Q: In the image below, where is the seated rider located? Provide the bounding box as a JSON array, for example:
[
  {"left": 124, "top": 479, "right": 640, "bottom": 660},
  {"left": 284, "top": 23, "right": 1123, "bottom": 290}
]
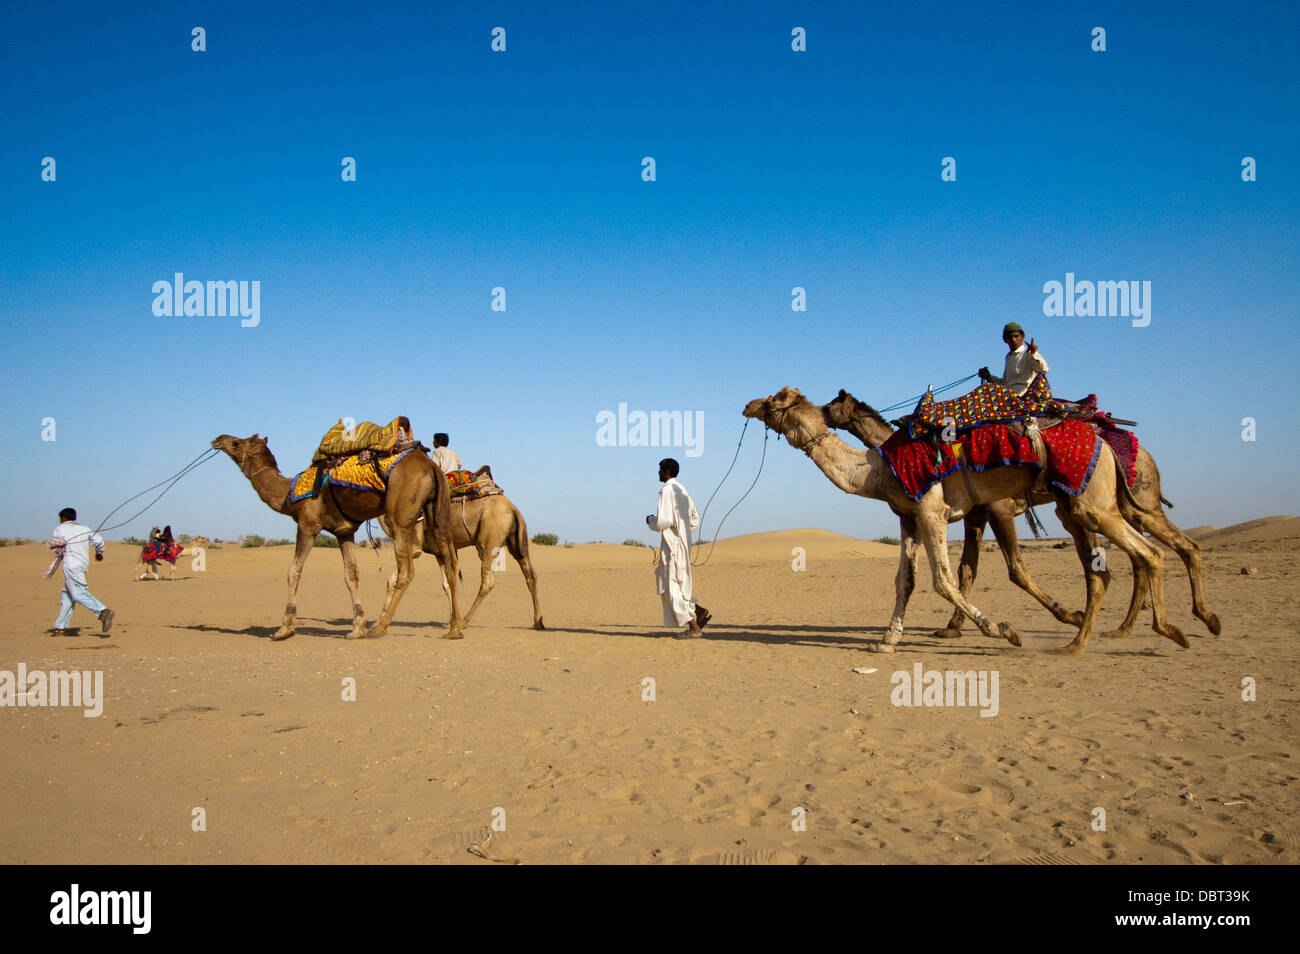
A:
[
  {"left": 432, "top": 432, "right": 462, "bottom": 474},
  {"left": 978, "top": 322, "right": 1048, "bottom": 396}
]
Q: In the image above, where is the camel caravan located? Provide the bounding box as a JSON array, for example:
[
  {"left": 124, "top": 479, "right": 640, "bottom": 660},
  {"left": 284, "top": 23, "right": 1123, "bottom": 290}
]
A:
[
  {"left": 213, "top": 375, "right": 1216, "bottom": 655},
  {"left": 213, "top": 416, "right": 544, "bottom": 641},
  {"left": 744, "top": 381, "right": 1219, "bottom": 655}
]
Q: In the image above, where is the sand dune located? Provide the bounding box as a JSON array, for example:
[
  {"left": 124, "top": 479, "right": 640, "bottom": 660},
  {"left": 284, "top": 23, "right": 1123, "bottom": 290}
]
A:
[{"left": 1, "top": 519, "right": 1296, "bottom": 864}]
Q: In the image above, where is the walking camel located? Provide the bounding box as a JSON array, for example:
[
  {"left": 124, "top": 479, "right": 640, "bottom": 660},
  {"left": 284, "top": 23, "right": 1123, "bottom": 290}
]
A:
[
  {"left": 743, "top": 387, "right": 1188, "bottom": 654},
  {"left": 381, "top": 487, "right": 545, "bottom": 630},
  {"left": 212, "top": 435, "right": 464, "bottom": 639},
  {"left": 822, "top": 389, "right": 1220, "bottom": 641}
]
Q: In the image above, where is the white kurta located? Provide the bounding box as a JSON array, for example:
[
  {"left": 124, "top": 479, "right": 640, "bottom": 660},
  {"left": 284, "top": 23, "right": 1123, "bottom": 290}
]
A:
[
  {"left": 990, "top": 344, "right": 1049, "bottom": 395},
  {"left": 432, "top": 447, "right": 462, "bottom": 473},
  {"left": 51, "top": 522, "right": 105, "bottom": 584},
  {"left": 649, "top": 478, "right": 700, "bottom": 627}
]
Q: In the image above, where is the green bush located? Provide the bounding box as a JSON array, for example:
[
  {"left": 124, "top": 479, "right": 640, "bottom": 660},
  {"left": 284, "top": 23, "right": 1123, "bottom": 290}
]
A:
[
  {"left": 532, "top": 533, "right": 558, "bottom": 546},
  {"left": 875, "top": 536, "right": 900, "bottom": 546},
  {"left": 241, "top": 535, "right": 266, "bottom": 548},
  {"left": 622, "top": 539, "right": 648, "bottom": 547},
  {"left": 314, "top": 534, "right": 341, "bottom": 548},
  {"left": 266, "top": 538, "right": 294, "bottom": 547}
]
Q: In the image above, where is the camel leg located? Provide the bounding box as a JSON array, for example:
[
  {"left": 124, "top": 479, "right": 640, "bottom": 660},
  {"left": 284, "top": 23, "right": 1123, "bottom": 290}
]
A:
[
  {"left": 438, "top": 524, "right": 465, "bottom": 639},
  {"left": 367, "top": 526, "right": 417, "bottom": 638},
  {"left": 986, "top": 502, "right": 1085, "bottom": 628},
  {"left": 934, "top": 510, "right": 984, "bottom": 638},
  {"left": 505, "top": 528, "right": 545, "bottom": 630},
  {"left": 275, "top": 525, "right": 318, "bottom": 640},
  {"left": 1125, "top": 506, "right": 1221, "bottom": 636},
  {"left": 1054, "top": 512, "right": 1109, "bottom": 655},
  {"left": 337, "top": 535, "right": 367, "bottom": 639},
  {"left": 916, "top": 509, "right": 1020, "bottom": 648},
  {"left": 878, "top": 516, "right": 920, "bottom": 651},
  {"left": 459, "top": 544, "right": 496, "bottom": 627},
  {"left": 1101, "top": 550, "right": 1146, "bottom": 639}
]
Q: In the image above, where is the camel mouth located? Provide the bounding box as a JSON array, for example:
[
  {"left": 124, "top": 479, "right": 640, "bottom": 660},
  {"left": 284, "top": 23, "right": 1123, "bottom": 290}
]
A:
[{"left": 742, "top": 398, "right": 768, "bottom": 419}]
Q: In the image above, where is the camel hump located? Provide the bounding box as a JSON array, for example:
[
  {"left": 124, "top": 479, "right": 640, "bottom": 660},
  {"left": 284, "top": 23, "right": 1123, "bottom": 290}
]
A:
[{"left": 473, "top": 464, "right": 493, "bottom": 480}]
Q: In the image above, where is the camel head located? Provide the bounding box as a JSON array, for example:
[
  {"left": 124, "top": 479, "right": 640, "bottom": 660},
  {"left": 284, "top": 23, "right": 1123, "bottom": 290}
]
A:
[
  {"left": 211, "top": 434, "right": 278, "bottom": 474},
  {"left": 743, "top": 387, "right": 826, "bottom": 449},
  {"left": 822, "top": 389, "right": 892, "bottom": 447}
]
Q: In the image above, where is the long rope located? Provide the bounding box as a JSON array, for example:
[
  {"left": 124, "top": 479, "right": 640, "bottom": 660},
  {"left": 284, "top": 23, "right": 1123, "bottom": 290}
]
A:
[
  {"left": 691, "top": 426, "right": 771, "bottom": 567},
  {"left": 53, "top": 448, "right": 222, "bottom": 548},
  {"left": 877, "top": 373, "right": 979, "bottom": 414}
]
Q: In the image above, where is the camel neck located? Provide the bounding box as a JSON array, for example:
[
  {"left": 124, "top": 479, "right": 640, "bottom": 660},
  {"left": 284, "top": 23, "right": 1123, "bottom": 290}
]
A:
[
  {"left": 243, "top": 458, "right": 291, "bottom": 513},
  {"left": 800, "top": 430, "right": 883, "bottom": 498}
]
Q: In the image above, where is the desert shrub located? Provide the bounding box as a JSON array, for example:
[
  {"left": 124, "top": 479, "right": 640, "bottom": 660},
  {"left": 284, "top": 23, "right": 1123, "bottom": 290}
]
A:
[
  {"left": 875, "top": 536, "right": 900, "bottom": 546},
  {"left": 563, "top": 541, "right": 575, "bottom": 548},
  {"left": 0, "top": 539, "right": 9, "bottom": 548},
  {"left": 314, "top": 534, "right": 341, "bottom": 548},
  {"left": 622, "top": 539, "right": 648, "bottom": 547},
  {"left": 532, "top": 533, "right": 558, "bottom": 546},
  {"left": 266, "top": 538, "right": 294, "bottom": 547},
  {"left": 241, "top": 535, "right": 266, "bottom": 548}
]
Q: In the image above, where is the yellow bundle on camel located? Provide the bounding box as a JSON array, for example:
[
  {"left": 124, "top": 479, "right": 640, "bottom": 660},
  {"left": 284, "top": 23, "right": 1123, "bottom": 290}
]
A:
[
  {"left": 313, "top": 416, "right": 412, "bottom": 462},
  {"left": 290, "top": 417, "right": 419, "bottom": 503}
]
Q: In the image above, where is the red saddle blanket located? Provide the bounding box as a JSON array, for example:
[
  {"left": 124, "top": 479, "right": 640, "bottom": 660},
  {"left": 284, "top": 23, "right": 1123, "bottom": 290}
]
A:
[
  {"left": 445, "top": 469, "right": 503, "bottom": 499},
  {"left": 880, "top": 420, "right": 1102, "bottom": 501},
  {"left": 141, "top": 541, "right": 184, "bottom": 563}
]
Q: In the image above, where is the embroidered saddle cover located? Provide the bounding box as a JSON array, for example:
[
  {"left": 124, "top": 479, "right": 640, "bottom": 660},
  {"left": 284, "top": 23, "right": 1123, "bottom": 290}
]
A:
[
  {"left": 907, "top": 377, "right": 1083, "bottom": 439},
  {"left": 140, "top": 540, "right": 184, "bottom": 563},
  {"left": 880, "top": 419, "right": 1104, "bottom": 501},
  {"left": 289, "top": 446, "right": 418, "bottom": 503},
  {"left": 445, "top": 469, "right": 504, "bottom": 500}
]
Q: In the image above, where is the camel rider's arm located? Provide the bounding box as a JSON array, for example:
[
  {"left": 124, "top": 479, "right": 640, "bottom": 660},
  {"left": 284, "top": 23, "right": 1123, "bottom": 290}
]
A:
[
  {"left": 1030, "top": 350, "right": 1049, "bottom": 375},
  {"left": 979, "top": 367, "right": 1003, "bottom": 384}
]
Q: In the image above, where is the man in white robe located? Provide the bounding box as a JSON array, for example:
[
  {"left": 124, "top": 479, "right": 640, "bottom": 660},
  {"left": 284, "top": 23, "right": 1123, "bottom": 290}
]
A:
[
  {"left": 978, "top": 322, "right": 1049, "bottom": 395},
  {"left": 431, "top": 432, "right": 462, "bottom": 475},
  {"left": 646, "top": 458, "right": 710, "bottom": 638},
  {"left": 49, "top": 507, "right": 114, "bottom": 635}
]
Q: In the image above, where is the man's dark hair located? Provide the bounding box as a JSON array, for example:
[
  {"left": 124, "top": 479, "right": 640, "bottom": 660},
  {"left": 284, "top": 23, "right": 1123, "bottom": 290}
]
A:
[
  {"left": 59, "top": 507, "right": 77, "bottom": 522},
  {"left": 433, "top": 433, "right": 449, "bottom": 448},
  {"left": 659, "top": 458, "right": 680, "bottom": 478}
]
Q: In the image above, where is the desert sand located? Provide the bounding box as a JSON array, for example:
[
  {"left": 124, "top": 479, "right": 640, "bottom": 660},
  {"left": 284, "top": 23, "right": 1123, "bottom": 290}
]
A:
[{"left": 1, "top": 520, "right": 1296, "bottom": 865}]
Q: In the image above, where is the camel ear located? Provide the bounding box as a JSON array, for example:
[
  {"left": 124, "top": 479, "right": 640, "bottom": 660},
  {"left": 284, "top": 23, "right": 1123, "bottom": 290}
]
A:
[{"left": 838, "top": 389, "right": 847, "bottom": 398}]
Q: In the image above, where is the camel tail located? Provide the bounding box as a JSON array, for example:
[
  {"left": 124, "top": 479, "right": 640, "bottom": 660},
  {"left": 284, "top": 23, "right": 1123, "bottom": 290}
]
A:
[{"left": 508, "top": 503, "right": 531, "bottom": 563}]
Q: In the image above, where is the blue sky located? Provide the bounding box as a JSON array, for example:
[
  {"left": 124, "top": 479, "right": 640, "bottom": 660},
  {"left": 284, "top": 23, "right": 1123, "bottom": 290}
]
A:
[{"left": 2, "top": 1, "right": 1297, "bottom": 545}]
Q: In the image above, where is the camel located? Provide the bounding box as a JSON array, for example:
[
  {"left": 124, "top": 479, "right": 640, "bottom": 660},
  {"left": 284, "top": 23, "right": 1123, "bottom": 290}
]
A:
[
  {"left": 381, "top": 487, "right": 544, "bottom": 630},
  {"left": 743, "top": 387, "right": 1189, "bottom": 654},
  {"left": 822, "top": 389, "right": 1220, "bottom": 640},
  {"left": 211, "top": 435, "right": 464, "bottom": 640}
]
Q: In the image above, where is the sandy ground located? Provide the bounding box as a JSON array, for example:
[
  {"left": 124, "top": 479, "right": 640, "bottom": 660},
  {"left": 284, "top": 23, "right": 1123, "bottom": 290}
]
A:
[{"left": 1, "top": 519, "right": 1296, "bottom": 865}]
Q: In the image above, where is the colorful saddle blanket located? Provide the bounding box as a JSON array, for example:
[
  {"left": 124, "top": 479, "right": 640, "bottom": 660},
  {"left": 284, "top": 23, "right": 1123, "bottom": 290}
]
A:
[
  {"left": 289, "top": 447, "right": 417, "bottom": 503},
  {"left": 445, "top": 469, "right": 503, "bottom": 500},
  {"left": 140, "top": 541, "right": 184, "bottom": 563},
  {"left": 880, "top": 419, "right": 1102, "bottom": 501},
  {"left": 313, "top": 417, "right": 414, "bottom": 463},
  {"left": 908, "top": 377, "right": 1079, "bottom": 439}
]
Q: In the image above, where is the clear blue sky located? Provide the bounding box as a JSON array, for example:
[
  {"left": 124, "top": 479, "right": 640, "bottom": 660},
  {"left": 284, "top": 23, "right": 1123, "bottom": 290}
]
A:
[{"left": 2, "top": 1, "right": 1297, "bottom": 545}]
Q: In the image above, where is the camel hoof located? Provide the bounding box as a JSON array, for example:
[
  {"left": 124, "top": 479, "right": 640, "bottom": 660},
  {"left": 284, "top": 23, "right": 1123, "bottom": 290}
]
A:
[
  {"left": 931, "top": 627, "right": 964, "bottom": 639},
  {"left": 1164, "top": 626, "right": 1189, "bottom": 649},
  {"left": 1101, "top": 628, "right": 1134, "bottom": 639},
  {"left": 441, "top": 631, "right": 465, "bottom": 640},
  {"left": 998, "top": 622, "right": 1021, "bottom": 647},
  {"left": 345, "top": 629, "right": 367, "bottom": 640},
  {"left": 1054, "top": 642, "right": 1085, "bottom": 656},
  {"left": 271, "top": 629, "right": 295, "bottom": 641},
  {"left": 533, "top": 619, "right": 546, "bottom": 631},
  {"left": 1205, "top": 613, "right": 1222, "bottom": 636},
  {"left": 868, "top": 642, "right": 897, "bottom": 654},
  {"left": 364, "top": 626, "right": 387, "bottom": 639}
]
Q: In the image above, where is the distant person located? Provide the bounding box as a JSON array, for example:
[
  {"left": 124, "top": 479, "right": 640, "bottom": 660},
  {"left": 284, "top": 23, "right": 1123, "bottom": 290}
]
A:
[
  {"left": 47, "top": 507, "right": 114, "bottom": 635},
  {"left": 432, "top": 432, "right": 462, "bottom": 474},
  {"left": 978, "top": 322, "right": 1049, "bottom": 396},
  {"left": 645, "top": 458, "right": 710, "bottom": 639}
]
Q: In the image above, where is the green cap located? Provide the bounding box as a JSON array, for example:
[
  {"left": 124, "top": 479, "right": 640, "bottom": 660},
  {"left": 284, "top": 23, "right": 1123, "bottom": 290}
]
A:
[{"left": 1002, "top": 322, "right": 1024, "bottom": 336}]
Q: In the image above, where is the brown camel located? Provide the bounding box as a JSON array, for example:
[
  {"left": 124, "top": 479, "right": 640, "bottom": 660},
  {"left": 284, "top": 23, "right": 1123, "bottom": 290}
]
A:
[
  {"left": 743, "top": 388, "right": 1188, "bottom": 654},
  {"left": 381, "top": 486, "right": 544, "bottom": 630},
  {"left": 211, "top": 435, "right": 464, "bottom": 640},
  {"left": 823, "top": 389, "right": 1220, "bottom": 640}
]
